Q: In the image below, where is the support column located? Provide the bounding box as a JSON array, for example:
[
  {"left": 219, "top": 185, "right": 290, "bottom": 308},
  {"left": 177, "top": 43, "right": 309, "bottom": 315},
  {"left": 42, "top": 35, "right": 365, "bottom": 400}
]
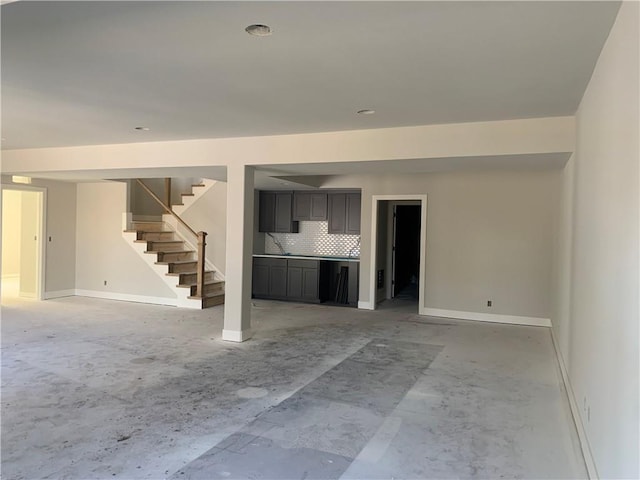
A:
[{"left": 222, "top": 164, "right": 254, "bottom": 342}]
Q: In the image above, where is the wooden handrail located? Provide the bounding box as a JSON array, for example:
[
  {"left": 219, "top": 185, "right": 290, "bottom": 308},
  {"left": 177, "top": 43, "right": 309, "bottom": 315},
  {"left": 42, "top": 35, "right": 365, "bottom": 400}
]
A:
[
  {"left": 135, "top": 179, "right": 198, "bottom": 237},
  {"left": 135, "top": 178, "right": 208, "bottom": 299}
]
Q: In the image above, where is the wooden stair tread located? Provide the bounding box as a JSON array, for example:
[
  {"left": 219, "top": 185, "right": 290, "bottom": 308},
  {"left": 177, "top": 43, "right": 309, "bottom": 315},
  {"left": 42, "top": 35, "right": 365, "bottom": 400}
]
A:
[
  {"left": 154, "top": 260, "right": 197, "bottom": 266},
  {"left": 181, "top": 193, "right": 195, "bottom": 197},
  {"left": 143, "top": 239, "right": 182, "bottom": 243},
  {"left": 166, "top": 270, "right": 214, "bottom": 277},
  {"left": 144, "top": 250, "right": 194, "bottom": 254},
  {"left": 176, "top": 280, "right": 224, "bottom": 289},
  {"left": 192, "top": 184, "right": 205, "bottom": 187},
  {"left": 188, "top": 291, "right": 224, "bottom": 299},
  {"left": 135, "top": 240, "right": 182, "bottom": 244}
]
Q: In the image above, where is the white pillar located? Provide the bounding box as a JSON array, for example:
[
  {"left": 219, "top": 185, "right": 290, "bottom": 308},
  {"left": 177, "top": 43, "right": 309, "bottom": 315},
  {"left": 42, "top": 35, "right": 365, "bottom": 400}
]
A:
[{"left": 222, "top": 164, "right": 254, "bottom": 342}]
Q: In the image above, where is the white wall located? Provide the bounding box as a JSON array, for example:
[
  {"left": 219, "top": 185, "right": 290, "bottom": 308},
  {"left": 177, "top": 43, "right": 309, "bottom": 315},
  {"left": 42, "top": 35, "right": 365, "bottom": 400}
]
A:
[
  {"left": 1, "top": 176, "right": 78, "bottom": 296},
  {"left": 131, "top": 177, "right": 199, "bottom": 217},
  {"left": 76, "top": 182, "right": 175, "bottom": 299},
  {"left": 3, "top": 116, "right": 574, "bottom": 174},
  {"left": 375, "top": 200, "right": 388, "bottom": 303},
  {"left": 553, "top": 3, "right": 639, "bottom": 478},
  {"left": 175, "top": 181, "right": 227, "bottom": 275},
  {"left": 1, "top": 190, "right": 22, "bottom": 277},
  {"left": 323, "top": 169, "right": 560, "bottom": 320}
]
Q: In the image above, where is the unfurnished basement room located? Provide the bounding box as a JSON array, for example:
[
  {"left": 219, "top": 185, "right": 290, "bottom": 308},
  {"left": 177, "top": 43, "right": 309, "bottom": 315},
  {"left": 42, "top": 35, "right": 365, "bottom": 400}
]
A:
[{"left": 1, "top": 2, "right": 638, "bottom": 480}]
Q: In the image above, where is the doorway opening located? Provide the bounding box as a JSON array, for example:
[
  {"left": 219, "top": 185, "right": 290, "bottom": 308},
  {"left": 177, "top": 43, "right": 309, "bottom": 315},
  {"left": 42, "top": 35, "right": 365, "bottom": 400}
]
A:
[
  {"left": 392, "top": 204, "right": 421, "bottom": 300},
  {"left": 1, "top": 187, "right": 46, "bottom": 300},
  {"left": 369, "top": 195, "right": 427, "bottom": 314}
]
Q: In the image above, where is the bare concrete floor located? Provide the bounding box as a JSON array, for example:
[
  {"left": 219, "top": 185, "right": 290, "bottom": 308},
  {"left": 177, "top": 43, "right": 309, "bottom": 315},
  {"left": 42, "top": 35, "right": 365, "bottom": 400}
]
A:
[{"left": 1, "top": 295, "right": 587, "bottom": 479}]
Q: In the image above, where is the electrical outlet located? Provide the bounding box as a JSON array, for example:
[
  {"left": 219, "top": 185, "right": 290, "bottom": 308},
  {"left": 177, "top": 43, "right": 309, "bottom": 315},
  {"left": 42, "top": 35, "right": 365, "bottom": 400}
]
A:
[{"left": 487, "top": 300, "right": 492, "bottom": 307}]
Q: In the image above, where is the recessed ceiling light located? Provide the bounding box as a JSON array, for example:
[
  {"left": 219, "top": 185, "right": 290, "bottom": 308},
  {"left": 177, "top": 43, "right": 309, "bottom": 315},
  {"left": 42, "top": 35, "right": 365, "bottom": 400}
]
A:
[
  {"left": 357, "top": 109, "right": 375, "bottom": 115},
  {"left": 134, "top": 126, "right": 150, "bottom": 131},
  {"left": 246, "top": 24, "right": 272, "bottom": 36}
]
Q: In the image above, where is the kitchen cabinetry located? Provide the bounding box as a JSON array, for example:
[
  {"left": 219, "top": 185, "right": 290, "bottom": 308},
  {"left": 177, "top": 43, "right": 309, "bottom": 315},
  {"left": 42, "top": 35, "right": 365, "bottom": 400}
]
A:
[
  {"left": 253, "top": 257, "right": 326, "bottom": 303},
  {"left": 259, "top": 191, "right": 299, "bottom": 233},
  {"left": 293, "top": 192, "right": 328, "bottom": 221},
  {"left": 328, "top": 192, "right": 361, "bottom": 234},
  {"left": 287, "top": 259, "right": 324, "bottom": 302},
  {"left": 252, "top": 257, "right": 287, "bottom": 298}
]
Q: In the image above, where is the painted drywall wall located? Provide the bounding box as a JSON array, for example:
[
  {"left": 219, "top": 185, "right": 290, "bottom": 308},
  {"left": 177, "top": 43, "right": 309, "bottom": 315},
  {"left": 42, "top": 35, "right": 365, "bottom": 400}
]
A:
[
  {"left": 554, "top": 3, "right": 639, "bottom": 478},
  {"left": 1, "top": 190, "right": 22, "bottom": 276},
  {"left": 553, "top": 153, "right": 575, "bottom": 360},
  {"left": 375, "top": 200, "right": 388, "bottom": 303},
  {"left": 177, "top": 181, "right": 227, "bottom": 276},
  {"left": 19, "top": 191, "right": 40, "bottom": 297},
  {"left": 131, "top": 177, "right": 199, "bottom": 218},
  {"left": 1, "top": 177, "right": 79, "bottom": 296},
  {"left": 3, "top": 117, "right": 574, "bottom": 175},
  {"left": 75, "top": 182, "right": 175, "bottom": 299},
  {"left": 323, "top": 169, "right": 560, "bottom": 320}
]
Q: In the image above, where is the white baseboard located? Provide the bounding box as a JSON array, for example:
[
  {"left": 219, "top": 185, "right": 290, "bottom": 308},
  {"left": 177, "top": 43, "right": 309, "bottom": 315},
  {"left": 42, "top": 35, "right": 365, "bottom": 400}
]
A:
[
  {"left": 550, "top": 329, "right": 599, "bottom": 479},
  {"left": 74, "top": 289, "right": 177, "bottom": 307},
  {"left": 44, "top": 289, "right": 75, "bottom": 299},
  {"left": 358, "top": 301, "right": 375, "bottom": 310},
  {"left": 222, "top": 329, "right": 253, "bottom": 342},
  {"left": 421, "top": 307, "right": 551, "bottom": 327}
]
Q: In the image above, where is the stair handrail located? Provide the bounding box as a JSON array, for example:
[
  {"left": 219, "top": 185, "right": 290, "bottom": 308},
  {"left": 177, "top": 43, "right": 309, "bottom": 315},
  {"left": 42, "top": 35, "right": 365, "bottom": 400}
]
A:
[{"left": 135, "top": 178, "right": 207, "bottom": 299}]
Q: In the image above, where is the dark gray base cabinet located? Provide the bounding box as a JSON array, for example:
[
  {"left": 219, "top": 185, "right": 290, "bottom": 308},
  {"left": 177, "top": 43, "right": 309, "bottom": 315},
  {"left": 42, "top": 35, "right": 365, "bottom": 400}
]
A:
[
  {"left": 252, "top": 257, "right": 287, "bottom": 298},
  {"left": 253, "top": 258, "right": 328, "bottom": 303}
]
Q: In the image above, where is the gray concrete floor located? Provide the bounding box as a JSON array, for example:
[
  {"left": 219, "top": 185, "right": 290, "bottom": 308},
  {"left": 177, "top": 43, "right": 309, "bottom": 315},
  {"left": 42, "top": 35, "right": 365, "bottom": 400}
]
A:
[{"left": 1, "top": 294, "right": 587, "bottom": 479}]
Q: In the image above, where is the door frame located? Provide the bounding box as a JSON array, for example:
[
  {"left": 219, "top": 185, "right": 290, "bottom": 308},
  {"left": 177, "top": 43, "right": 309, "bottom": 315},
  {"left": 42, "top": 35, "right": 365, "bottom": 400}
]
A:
[
  {"left": 369, "top": 194, "right": 427, "bottom": 315},
  {"left": 1, "top": 183, "right": 47, "bottom": 300}
]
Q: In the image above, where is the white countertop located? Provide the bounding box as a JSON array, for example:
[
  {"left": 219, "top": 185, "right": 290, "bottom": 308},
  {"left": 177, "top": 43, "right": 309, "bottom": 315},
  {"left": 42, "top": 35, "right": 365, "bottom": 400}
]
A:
[{"left": 253, "top": 254, "right": 360, "bottom": 263}]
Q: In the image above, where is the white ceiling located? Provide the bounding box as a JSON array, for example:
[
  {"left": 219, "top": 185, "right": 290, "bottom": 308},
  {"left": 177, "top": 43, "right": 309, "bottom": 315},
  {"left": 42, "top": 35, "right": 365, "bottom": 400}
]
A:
[{"left": 1, "top": 1, "right": 620, "bottom": 152}]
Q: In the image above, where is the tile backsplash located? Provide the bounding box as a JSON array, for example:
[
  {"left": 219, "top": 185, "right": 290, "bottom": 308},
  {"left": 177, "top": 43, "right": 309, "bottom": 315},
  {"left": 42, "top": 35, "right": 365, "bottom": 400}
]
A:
[{"left": 264, "top": 221, "right": 360, "bottom": 258}]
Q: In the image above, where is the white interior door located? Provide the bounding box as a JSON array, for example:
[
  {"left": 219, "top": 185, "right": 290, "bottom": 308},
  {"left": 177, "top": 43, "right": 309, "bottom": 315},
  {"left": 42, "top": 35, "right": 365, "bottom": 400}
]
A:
[{"left": 1, "top": 187, "right": 45, "bottom": 300}]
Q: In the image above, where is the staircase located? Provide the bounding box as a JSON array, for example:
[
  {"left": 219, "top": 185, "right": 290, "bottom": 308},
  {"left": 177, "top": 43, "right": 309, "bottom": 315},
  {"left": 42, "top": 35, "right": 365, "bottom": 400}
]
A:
[{"left": 123, "top": 180, "right": 225, "bottom": 309}]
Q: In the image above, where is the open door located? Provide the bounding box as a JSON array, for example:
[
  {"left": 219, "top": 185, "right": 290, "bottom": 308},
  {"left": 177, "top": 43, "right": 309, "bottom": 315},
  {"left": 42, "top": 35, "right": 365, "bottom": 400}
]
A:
[
  {"left": 1, "top": 187, "right": 45, "bottom": 300},
  {"left": 391, "top": 205, "right": 421, "bottom": 299}
]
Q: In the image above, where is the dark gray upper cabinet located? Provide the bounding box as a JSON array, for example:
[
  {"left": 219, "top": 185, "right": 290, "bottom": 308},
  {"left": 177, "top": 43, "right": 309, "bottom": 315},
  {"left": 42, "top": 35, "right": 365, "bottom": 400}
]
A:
[
  {"left": 328, "top": 193, "right": 346, "bottom": 233},
  {"left": 293, "top": 192, "right": 328, "bottom": 221},
  {"left": 258, "top": 192, "right": 276, "bottom": 232},
  {"left": 328, "top": 192, "right": 361, "bottom": 234},
  {"left": 346, "top": 193, "right": 361, "bottom": 235},
  {"left": 259, "top": 191, "right": 299, "bottom": 233}
]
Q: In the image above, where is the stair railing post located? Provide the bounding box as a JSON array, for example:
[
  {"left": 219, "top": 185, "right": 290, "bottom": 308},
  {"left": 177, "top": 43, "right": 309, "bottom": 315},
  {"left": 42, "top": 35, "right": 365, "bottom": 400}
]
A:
[
  {"left": 164, "top": 178, "right": 172, "bottom": 208},
  {"left": 196, "top": 231, "right": 207, "bottom": 298}
]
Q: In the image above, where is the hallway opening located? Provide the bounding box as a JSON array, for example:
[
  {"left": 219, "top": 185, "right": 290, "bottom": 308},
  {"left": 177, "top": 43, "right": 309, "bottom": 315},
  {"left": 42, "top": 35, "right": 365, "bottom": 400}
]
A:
[{"left": 1, "top": 187, "right": 45, "bottom": 300}]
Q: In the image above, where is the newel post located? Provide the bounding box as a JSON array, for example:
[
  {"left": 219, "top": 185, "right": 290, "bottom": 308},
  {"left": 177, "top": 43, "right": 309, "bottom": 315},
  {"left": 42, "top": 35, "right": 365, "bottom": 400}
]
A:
[{"left": 196, "top": 231, "right": 207, "bottom": 298}]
